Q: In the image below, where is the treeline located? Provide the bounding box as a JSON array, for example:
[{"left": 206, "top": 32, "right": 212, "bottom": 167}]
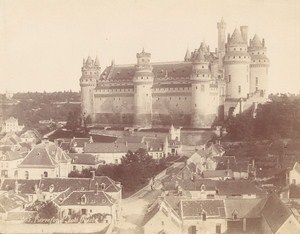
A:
[
  {"left": 224, "top": 93, "right": 300, "bottom": 141},
  {"left": 69, "top": 149, "right": 167, "bottom": 197},
  {"left": 13, "top": 91, "right": 80, "bottom": 103},
  {"left": 4, "top": 92, "right": 81, "bottom": 128}
]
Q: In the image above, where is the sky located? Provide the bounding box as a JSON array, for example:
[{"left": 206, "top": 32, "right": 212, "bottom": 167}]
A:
[{"left": 0, "top": 0, "right": 300, "bottom": 94}]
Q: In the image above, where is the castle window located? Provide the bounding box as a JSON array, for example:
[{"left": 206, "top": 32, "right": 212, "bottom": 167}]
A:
[
  {"left": 256, "top": 77, "right": 258, "bottom": 85},
  {"left": 233, "top": 56, "right": 235, "bottom": 59},
  {"left": 170, "top": 97, "right": 171, "bottom": 100},
  {"left": 240, "top": 48, "right": 242, "bottom": 51},
  {"left": 185, "top": 97, "right": 187, "bottom": 100},
  {"left": 146, "top": 94, "right": 148, "bottom": 96},
  {"left": 203, "top": 74, "right": 205, "bottom": 77},
  {"left": 228, "top": 75, "right": 231, "bottom": 82},
  {"left": 196, "top": 86, "right": 198, "bottom": 90},
  {"left": 201, "top": 85, "right": 205, "bottom": 92},
  {"left": 259, "top": 60, "right": 261, "bottom": 62},
  {"left": 141, "top": 77, "right": 143, "bottom": 79},
  {"left": 202, "top": 66, "right": 204, "bottom": 68},
  {"left": 238, "top": 85, "right": 241, "bottom": 94},
  {"left": 258, "top": 52, "right": 260, "bottom": 55},
  {"left": 239, "top": 56, "right": 241, "bottom": 58},
  {"left": 195, "top": 104, "right": 197, "bottom": 107}
]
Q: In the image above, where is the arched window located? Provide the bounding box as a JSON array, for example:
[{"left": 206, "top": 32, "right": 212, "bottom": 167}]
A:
[{"left": 44, "top": 171, "right": 48, "bottom": 178}]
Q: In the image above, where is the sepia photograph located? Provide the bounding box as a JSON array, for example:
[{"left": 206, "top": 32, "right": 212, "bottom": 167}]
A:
[{"left": 0, "top": 0, "right": 300, "bottom": 233}]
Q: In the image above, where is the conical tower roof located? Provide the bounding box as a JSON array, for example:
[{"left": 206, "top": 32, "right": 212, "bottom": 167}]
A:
[
  {"left": 86, "top": 56, "right": 93, "bottom": 66},
  {"left": 230, "top": 28, "right": 245, "bottom": 44},
  {"left": 195, "top": 49, "right": 206, "bottom": 62},
  {"left": 251, "top": 34, "right": 263, "bottom": 47},
  {"left": 184, "top": 48, "right": 191, "bottom": 61},
  {"left": 94, "top": 56, "right": 100, "bottom": 66}
]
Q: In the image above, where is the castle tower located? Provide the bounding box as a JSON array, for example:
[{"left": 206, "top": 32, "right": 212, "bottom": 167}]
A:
[
  {"left": 248, "top": 34, "right": 269, "bottom": 95},
  {"left": 133, "top": 49, "right": 154, "bottom": 127},
  {"left": 217, "top": 18, "right": 226, "bottom": 70},
  {"left": 224, "top": 28, "right": 251, "bottom": 99},
  {"left": 190, "top": 48, "right": 213, "bottom": 128},
  {"left": 80, "top": 56, "right": 101, "bottom": 122}
]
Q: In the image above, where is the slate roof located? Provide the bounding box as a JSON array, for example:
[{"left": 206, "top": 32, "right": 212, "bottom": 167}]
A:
[
  {"left": 229, "top": 28, "right": 245, "bottom": 44},
  {"left": 19, "top": 142, "right": 70, "bottom": 168},
  {"left": 68, "top": 153, "right": 99, "bottom": 165},
  {"left": 216, "top": 180, "right": 266, "bottom": 197},
  {"left": 163, "top": 178, "right": 217, "bottom": 192},
  {"left": 202, "top": 169, "right": 233, "bottom": 178},
  {"left": 181, "top": 199, "right": 226, "bottom": 218},
  {"left": 0, "top": 151, "right": 23, "bottom": 161},
  {"left": 84, "top": 142, "right": 145, "bottom": 153},
  {"left": 224, "top": 198, "right": 267, "bottom": 218},
  {"left": 99, "top": 62, "right": 193, "bottom": 82},
  {"left": 1, "top": 179, "right": 39, "bottom": 194},
  {"left": 262, "top": 194, "right": 292, "bottom": 233},
  {"left": 60, "top": 190, "right": 115, "bottom": 206},
  {"left": 250, "top": 34, "right": 263, "bottom": 48},
  {"left": 70, "top": 138, "right": 90, "bottom": 148},
  {"left": 0, "top": 194, "right": 27, "bottom": 212}
]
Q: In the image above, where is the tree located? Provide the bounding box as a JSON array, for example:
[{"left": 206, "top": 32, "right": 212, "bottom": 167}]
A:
[{"left": 66, "top": 108, "right": 82, "bottom": 132}]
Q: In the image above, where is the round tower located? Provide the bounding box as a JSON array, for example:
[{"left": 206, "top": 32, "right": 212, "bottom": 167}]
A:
[
  {"left": 80, "top": 56, "right": 101, "bottom": 122},
  {"left": 248, "top": 34, "right": 269, "bottom": 95},
  {"left": 217, "top": 17, "right": 226, "bottom": 70},
  {"left": 190, "top": 48, "right": 212, "bottom": 128},
  {"left": 133, "top": 49, "right": 154, "bottom": 127},
  {"left": 224, "top": 28, "right": 251, "bottom": 99}
]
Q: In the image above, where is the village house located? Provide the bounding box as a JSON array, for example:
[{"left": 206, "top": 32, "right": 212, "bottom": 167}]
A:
[
  {"left": 0, "top": 192, "right": 28, "bottom": 222},
  {"left": 143, "top": 192, "right": 300, "bottom": 234},
  {"left": 70, "top": 137, "right": 93, "bottom": 153},
  {"left": 68, "top": 153, "right": 104, "bottom": 172},
  {"left": 1, "top": 117, "right": 24, "bottom": 133},
  {"left": 0, "top": 151, "right": 23, "bottom": 178},
  {"left": 19, "top": 129, "right": 41, "bottom": 145},
  {"left": 17, "top": 140, "right": 71, "bottom": 179},
  {"left": 289, "top": 162, "right": 300, "bottom": 185}
]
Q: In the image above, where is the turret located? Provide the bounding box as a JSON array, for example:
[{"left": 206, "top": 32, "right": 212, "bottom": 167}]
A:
[
  {"left": 80, "top": 56, "right": 101, "bottom": 123},
  {"left": 184, "top": 48, "right": 191, "bottom": 62},
  {"left": 248, "top": 34, "right": 269, "bottom": 95},
  {"left": 217, "top": 18, "right": 226, "bottom": 70},
  {"left": 190, "top": 48, "right": 213, "bottom": 128},
  {"left": 133, "top": 49, "right": 154, "bottom": 127},
  {"left": 224, "top": 28, "right": 251, "bottom": 99}
]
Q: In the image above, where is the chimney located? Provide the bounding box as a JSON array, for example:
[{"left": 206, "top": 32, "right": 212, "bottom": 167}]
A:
[
  {"left": 89, "top": 136, "right": 93, "bottom": 143},
  {"left": 95, "top": 182, "right": 99, "bottom": 195},
  {"left": 91, "top": 171, "right": 95, "bottom": 180},
  {"left": 15, "top": 180, "right": 19, "bottom": 194},
  {"left": 240, "top": 26, "right": 248, "bottom": 44}
]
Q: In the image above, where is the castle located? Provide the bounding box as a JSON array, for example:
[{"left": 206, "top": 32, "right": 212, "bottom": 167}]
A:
[{"left": 80, "top": 18, "right": 269, "bottom": 128}]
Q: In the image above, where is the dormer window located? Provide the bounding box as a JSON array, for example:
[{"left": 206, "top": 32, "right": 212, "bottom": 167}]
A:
[
  {"left": 232, "top": 210, "right": 238, "bottom": 220},
  {"left": 202, "top": 211, "right": 207, "bottom": 221},
  {"left": 81, "top": 195, "right": 86, "bottom": 204},
  {"left": 101, "top": 183, "right": 106, "bottom": 190}
]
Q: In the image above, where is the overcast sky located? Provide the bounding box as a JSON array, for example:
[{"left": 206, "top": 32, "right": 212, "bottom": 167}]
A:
[{"left": 0, "top": 0, "right": 300, "bottom": 94}]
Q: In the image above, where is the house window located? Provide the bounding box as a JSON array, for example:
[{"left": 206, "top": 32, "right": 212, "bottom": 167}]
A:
[
  {"left": 44, "top": 171, "right": 48, "bottom": 178},
  {"left": 81, "top": 209, "right": 87, "bottom": 215},
  {"left": 191, "top": 225, "right": 197, "bottom": 234},
  {"left": 25, "top": 171, "right": 29, "bottom": 180},
  {"left": 216, "top": 224, "right": 221, "bottom": 234},
  {"left": 68, "top": 209, "right": 72, "bottom": 215}
]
